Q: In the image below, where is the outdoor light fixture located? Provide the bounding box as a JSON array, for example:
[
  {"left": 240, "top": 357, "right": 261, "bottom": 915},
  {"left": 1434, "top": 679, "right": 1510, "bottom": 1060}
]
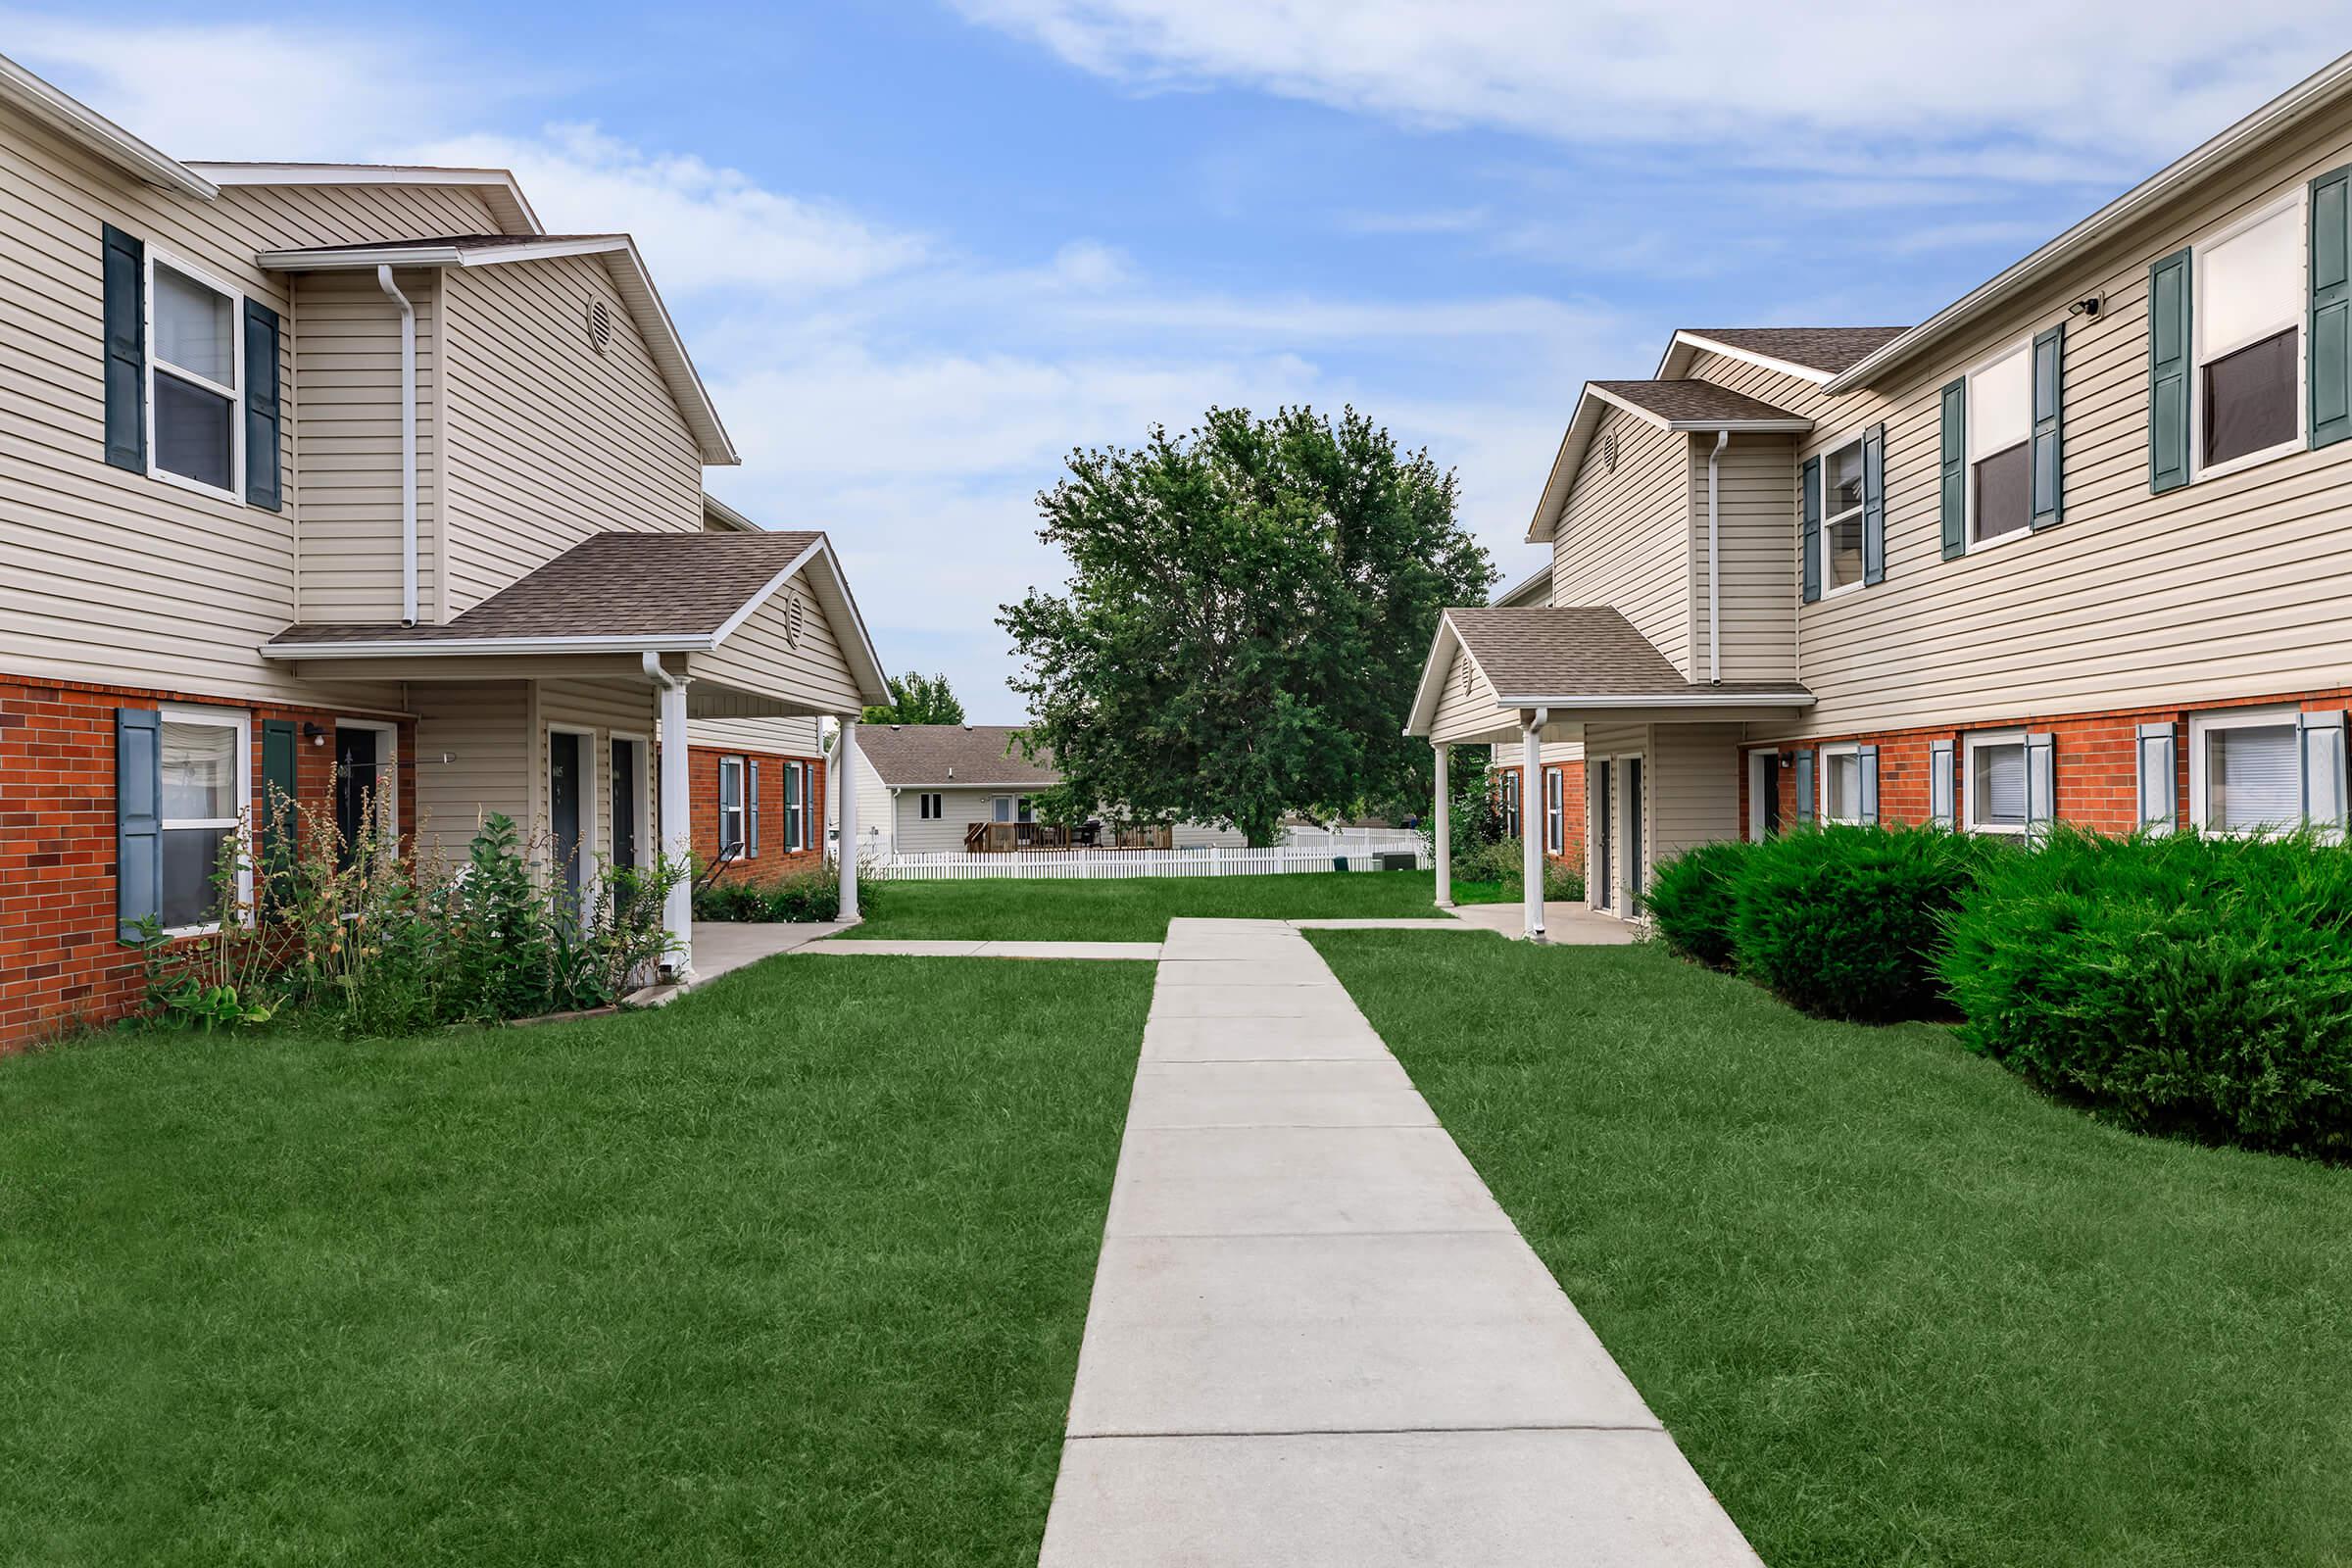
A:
[
  {"left": 2068, "top": 294, "right": 2104, "bottom": 318},
  {"left": 302, "top": 722, "right": 326, "bottom": 746}
]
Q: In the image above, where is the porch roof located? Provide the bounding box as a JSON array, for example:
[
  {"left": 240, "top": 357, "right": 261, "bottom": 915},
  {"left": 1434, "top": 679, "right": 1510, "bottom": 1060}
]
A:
[{"left": 1406, "top": 606, "right": 1813, "bottom": 738}]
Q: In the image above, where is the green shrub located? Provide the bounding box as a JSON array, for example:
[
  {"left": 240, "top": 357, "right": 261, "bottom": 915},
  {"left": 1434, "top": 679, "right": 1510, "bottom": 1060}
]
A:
[
  {"left": 692, "top": 869, "right": 858, "bottom": 924},
  {"left": 1646, "top": 840, "right": 1752, "bottom": 967},
  {"left": 1450, "top": 837, "right": 1583, "bottom": 901},
  {"left": 1942, "top": 829, "right": 2352, "bottom": 1158},
  {"left": 1731, "top": 825, "right": 1990, "bottom": 1023}
]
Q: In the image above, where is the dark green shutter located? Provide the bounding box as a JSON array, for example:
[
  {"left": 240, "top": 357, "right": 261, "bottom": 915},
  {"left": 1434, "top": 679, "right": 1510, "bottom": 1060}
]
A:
[
  {"left": 117, "top": 708, "right": 163, "bottom": 941},
  {"left": 1938, "top": 378, "right": 1967, "bottom": 559},
  {"left": 2031, "top": 324, "right": 2065, "bottom": 529},
  {"left": 2149, "top": 246, "right": 2193, "bottom": 492},
  {"left": 101, "top": 224, "right": 146, "bottom": 473},
  {"left": 1799, "top": 456, "right": 1822, "bottom": 603},
  {"left": 1861, "top": 422, "right": 1886, "bottom": 584},
  {"left": 2310, "top": 166, "right": 2352, "bottom": 450},
  {"left": 244, "top": 300, "right": 283, "bottom": 511},
  {"left": 260, "top": 718, "right": 298, "bottom": 885}
]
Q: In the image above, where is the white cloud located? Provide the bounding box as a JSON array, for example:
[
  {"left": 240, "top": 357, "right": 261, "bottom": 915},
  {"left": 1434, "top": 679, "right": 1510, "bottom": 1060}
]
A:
[{"left": 953, "top": 0, "right": 2343, "bottom": 176}]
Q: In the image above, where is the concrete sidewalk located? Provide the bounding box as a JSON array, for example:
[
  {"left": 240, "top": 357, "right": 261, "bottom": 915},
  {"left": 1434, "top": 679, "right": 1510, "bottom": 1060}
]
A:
[{"left": 1037, "top": 917, "right": 1760, "bottom": 1567}]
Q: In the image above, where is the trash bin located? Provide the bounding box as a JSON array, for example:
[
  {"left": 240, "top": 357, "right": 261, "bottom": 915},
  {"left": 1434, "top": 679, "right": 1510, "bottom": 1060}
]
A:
[
  {"left": 1333, "top": 855, "right": 1348, "bottom": 871},
  {"left": 1379, "top": 852, "right": 1417, "bottom": 871}
]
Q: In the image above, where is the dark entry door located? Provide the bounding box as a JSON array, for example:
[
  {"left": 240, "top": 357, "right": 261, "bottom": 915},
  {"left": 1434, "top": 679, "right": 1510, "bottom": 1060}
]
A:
[
  {"left": 1761, "top": 754, "right": 1782, "bottom": 837},
  {"left": 1624, "top": 758, "right": 1646, "bottom": 913},
  {"left": 1592, "top": 762, "right": 1614, "bottom": 911},
  {"left": 550, "top": 731, "right": 583, "bottom": 913},
  {"left": 611, "top": 738, "right": 640, "bottom": 869},
  {"left": 334, "top": 725, "right": 380, "bottom": 864}
]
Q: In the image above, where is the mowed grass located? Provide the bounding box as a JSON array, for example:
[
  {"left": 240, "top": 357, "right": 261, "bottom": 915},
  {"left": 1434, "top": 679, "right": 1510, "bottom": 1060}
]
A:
[
  {"left": 1309, "top": 932, "right": 2352, "bottom": 1568},
  {"left": 0, "top": 955, "right": 1153, "bottom": 1567},
  {"left": 846, "top": 868, "right": 1443, "bottom": 940}
]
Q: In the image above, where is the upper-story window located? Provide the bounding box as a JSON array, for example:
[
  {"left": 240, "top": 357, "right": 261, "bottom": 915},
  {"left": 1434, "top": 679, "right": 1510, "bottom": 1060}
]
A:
[
  {"left": 2194, "top": 198, "right": 2303, "bottom": 474},
  {"left": 149, "top": 256, "right": 244, "bottom": 498},
  {"left": 1818, "top": 436, "right": 1866, "bottom": 593},
  {"left": 1966, "top": 342, "right": 2033, "bottom": 545}
]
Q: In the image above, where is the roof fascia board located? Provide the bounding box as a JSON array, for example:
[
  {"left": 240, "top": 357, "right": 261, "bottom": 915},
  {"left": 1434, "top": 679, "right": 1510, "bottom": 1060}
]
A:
[
  {"left": 263, "top": 633, "right": 717, "bottom": 659},
  {"left": 1493, "top": 564, "right": 1552, "bottom": 607},
  {"left": 1826, "top": 47, "right": 2352, "bottom": 392},
  {"left": 796, "top": 539, "right": 895, "bottom": 706},
  {"left": 0, "top": 54, "right": 217, "bottom": 198},
  {"left": 255, "top": 236, "right": 628, "bottom": 270},
  {"left": 189, "top": 162, "right": 542, "bottom": 234},
  {"left": 1495, "top": 690, "right": 1816, "bottom": 709},
  {"left": 1669, "top": 331, "right": 1838, "bottom": 385},
  {"left": 701, "top": 493, "right": 759, "bottom": 532}
]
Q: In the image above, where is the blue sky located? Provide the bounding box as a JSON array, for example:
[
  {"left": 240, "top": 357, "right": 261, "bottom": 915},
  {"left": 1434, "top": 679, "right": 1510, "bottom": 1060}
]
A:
[{"left": 15, "top": 4, "right": 2350, "bottom": 718}]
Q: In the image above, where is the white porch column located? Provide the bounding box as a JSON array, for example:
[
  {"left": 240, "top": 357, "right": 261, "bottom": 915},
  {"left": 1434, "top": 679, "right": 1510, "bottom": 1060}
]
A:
[
  {"left": 657, "top": 672, "right": 694, "bottom": 977},
  {"left": 836, "top": 717, "right": 860, "bottom": 923},
  {"left": 1522, "top": 710, "right": 1546, "bottom": 942},
  {"left": 1432, "top": 743, "right": 1452, "bottom": 907}
]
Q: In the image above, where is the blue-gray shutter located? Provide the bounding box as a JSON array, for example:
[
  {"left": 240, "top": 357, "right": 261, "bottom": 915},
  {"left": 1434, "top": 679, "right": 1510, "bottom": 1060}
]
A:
[
  {"left": 243, "top": 299, "right": 283, "bottom": 511},
  {"left": 2149, "top": 247, "right": 2193, "bottom": 493},
  {"left": 2031, "top": 324, "right": 2064, "bottom": 529},
  {"left": 101, "top": 224, "right": 146, "bottom": 473},
  {"left": 748, "top": 760, "right": 760, "bottom": 855},
  {"left": 1929, "top": 737, "right": 1956, "bottom": 829},
  {"left": 1792, "top": 750, "right": 1815, "bottom": 824},
  {"left": 1799, "top": 456, "right": 1822, "bottom": 604},
  {"left": 2025, "top": 732, "right": 2056, "bottom": 842},
  {"left": 2300, "top": 710, "right": 2347, "bottom": 834},
  {"left": 2310, "top": 166, "right": 2352, "bottom": 451},
  {"left": 260, "top": 717, "right": 298, "bottom": 881},
  {"left": 1858, "top": 744, "right": 1880, "bottom": 824},
  {"left": 1861, "top": 422, "right": 1886, "bottom": 584},
  {"left": 2135, "top": 721, "right": 2177, "bottom": 835},
  {"left": 117, "top": 708, "right": 163, "bottom": 941},
  {"left": 1938, "top": 379, "right": 1966, "bottom": 559}
]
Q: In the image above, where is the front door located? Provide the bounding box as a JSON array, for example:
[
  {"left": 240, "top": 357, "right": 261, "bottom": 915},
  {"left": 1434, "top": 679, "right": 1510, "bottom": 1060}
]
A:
[
  {"left": 1623, "top": 756, "right": 1647, "bottom": 914},
  {"left": 1592, "top": 761, "right": 1614, "bottom": 911},
  {"left": 549, "top": 731, "right": 584, "bottom": 915},
  {"left": 334, "top": 725, "right": 381, "bottom": 865},
  {"left": 611, "top": 738, "right": 641, "bottom": 870},
  {"left": 1760, "top": 754, "right": 1782, "bottom": 838}
]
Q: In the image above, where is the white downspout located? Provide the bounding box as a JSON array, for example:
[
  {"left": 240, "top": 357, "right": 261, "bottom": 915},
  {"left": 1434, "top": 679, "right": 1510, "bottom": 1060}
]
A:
[
  {"left": 376, "top": 265, "right": 418, "bottom": 626},
  {"left": 1707, "top": 428, "right": 1728, "bottom": 686},
  {"left": 836, "top": 718, "right": 861, "bottom": 923},
  {"left": 1522, "top": 709, "right": 1547, "bottom": 942},
  {"left": 643, "top": 652, "right": 693, "bottom": 978},
  {"left": 1432, "top": 743, "right": 1452, "bottom": 909}
]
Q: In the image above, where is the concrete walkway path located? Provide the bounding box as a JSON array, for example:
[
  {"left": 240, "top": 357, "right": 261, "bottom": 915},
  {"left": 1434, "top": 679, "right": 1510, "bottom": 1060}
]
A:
[{"left": 1038, "top": 917, "right": 1760, "bottom": 1567}]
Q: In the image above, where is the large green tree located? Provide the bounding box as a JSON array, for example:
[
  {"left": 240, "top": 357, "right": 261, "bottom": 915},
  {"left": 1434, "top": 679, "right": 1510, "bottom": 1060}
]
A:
[
  {"left": 1000, "top": 406, "right": 1492, "bottom": 845},
  {"left": 862, "top": 670, "right": 966, "bottom": 726}
]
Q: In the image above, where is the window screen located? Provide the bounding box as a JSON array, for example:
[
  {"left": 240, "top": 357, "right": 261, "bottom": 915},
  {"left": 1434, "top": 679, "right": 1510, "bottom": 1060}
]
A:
[
  {"left": 1824, "top": 751, "right": 1860, "bottom": 821},
  {"left": 1973, "top": 742, "right": 2028, "bottom": 828},
  {"left": 2207, "top": 723, "right": 2299, "bottom": 831},
  {"left": 2204, "top": 329, "right": 2297, "bottom": 466},
  {"left": 1973, "top": 443, "right": 2031, "bottom": 541},
  {"left": 1821, "top": 439, "right": 1866, "bottom": 591}
]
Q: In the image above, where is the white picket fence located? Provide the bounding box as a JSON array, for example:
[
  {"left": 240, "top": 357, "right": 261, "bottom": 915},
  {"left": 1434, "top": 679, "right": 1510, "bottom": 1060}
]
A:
[{"left": 863, "top": 836, "right": 1430, "bottom": 882}]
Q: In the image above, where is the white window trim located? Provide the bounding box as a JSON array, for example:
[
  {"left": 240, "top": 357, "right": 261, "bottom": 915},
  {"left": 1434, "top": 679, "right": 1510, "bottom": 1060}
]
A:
[
  {"left": 1543, "top": 764, "right": 1564, "bottom": 855},
  {"left": 1804, "top": 427, "right": 1871, "bottom": 600},
  {"left": 918, "top": 791, "right": 942, "bottom": 821},
  {"left": 1958, "top": 336, "right": 2035, "bottom": 554},
  {"left": 145, "top": 246, "right": 247, "bottom": 505},
  {"left": 1616, "top": 753, "right": 1647, "bottom": 915},
  {"left": 2189, "top": 191, "right": 2308, "bottom": 486},
  {"left": 610, "top": 731, "right": 651, "bottom": 869},
  {"left": 785, "top": 760, "right": 806, "bottom": 852},
  {"left": 2187, "top": 704, "right": 2302, "bottom": 836},
  {"left": 1962, "top": 729, "right": 2032, "bottom": 836},
  {"left": 1817, "top": 741, "right": 1863, "bottom": 825},
  {"left": 333, "top": 717, "right": 399, "bottom": 852},
  {"left": 159, "top": 703, "right": 252, "bottom": 937},
  {"left": 717, "top": 754, "right": 747, "bottom": 855}
]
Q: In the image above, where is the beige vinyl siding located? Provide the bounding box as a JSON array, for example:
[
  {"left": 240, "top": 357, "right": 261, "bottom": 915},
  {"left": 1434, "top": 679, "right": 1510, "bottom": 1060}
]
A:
[
  {"left": 693, "top": 577, "right": 861, "bottom": 716},
  {"left": 1685, "top": 432, "right": 1800, "bottom": 683},
  {"left": 1430, "top": 643, "right": 1510, "bottom": 744},
  {"left": 1551, "top": 406, "right": 1692, "bottom": 675},
  {"left": 438, "top": 256, "right": 702, "bottom": 617},
  {"left": 412, "top": 681, "right": 530, "bottom": 860},
  {"left": 893, "top": 786, "right": 1012, "bottom": 855},
  {"left": 688, "top": 714, "right": 823, "bottom": 754},
  {"left": 533, "top": 678, "right": 659, "bottom": 871},
  {"left": 1684, "top": 106, "right": 2352, "bottom": 741},
  {"left": 1171, "top": 820, "right": 1252, "bottom": 848},
  {"left": 1648, "top": 722, "right": 1742, "bottom": 862},
  {"left": 290, "top": 269, "right": 439, "bottom": 623},
  {"left": 0, "top": 97, "right": 492, "bottom": 706}
]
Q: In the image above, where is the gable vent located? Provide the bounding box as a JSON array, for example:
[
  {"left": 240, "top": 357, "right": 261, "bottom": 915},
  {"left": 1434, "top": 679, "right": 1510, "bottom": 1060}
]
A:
[
  {"left": 785, "top": 589, "right": 807, "bottom": 648},
  {"left": 1460, "top": 659, "right": 1473, "bottom": 700},
  {"left": 1601, "top": 430, "right": 1619, "bottom": 473},
  {"left": 585, "top": 298, "right": 613, "bottom": 355}
]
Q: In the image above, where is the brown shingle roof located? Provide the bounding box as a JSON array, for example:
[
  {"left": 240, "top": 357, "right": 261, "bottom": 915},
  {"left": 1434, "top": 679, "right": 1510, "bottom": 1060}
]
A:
[
  {"left": 1589, "top": 380, "right": 1809, "bottom": 425},
  {"left": 856, "top": 724, "right": 1059, "bottom": 788},
  {"left": 1683, "top": 326, "right": 1910, "bottom": 375},
  {"left": 270, "top": 531, "right": 821, "bottom": 646},
  {"left": 1448, "top": 607, "right": 1810, "bottom": 700}
]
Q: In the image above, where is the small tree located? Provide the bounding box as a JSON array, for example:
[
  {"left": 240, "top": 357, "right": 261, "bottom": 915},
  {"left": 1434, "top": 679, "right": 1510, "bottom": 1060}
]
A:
[
  {"left": 1002, "top": 406, "right": 1492, "bottom": 845},
  {"left": 863, "top": 671, "right": 966, "bottom": 726}
]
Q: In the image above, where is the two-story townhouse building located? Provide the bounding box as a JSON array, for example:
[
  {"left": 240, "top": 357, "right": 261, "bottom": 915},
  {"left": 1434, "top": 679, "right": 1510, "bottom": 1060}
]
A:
[
  {"left": 0, "top": 56, "right": 889, "bottom": 1045},
  {"left": 1413, "top": 50, "right": 2352, "bottom": 936}
]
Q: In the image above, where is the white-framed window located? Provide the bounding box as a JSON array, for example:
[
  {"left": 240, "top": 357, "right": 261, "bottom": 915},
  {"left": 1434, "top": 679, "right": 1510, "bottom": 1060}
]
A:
[
  {"left": 147, "top": 250, "right": 244, "bottom": 500},
  {"left": 1498, "top": 767, "right": 1521, "bottom": 837},
  {"left": 993, "top": 794, "right": 1033, "bottom": 824},
  {"left": 1811, "top": 431, "right": 1869, "bottom": 595},
  {"left": 2193, "top": 194, "right": 2304, "bottom": 480},
  {"left": 2188, "top": 706, "right": 2344, "bottom": 836},
  {"left": 160, "top": 704, "right": 250, "bottom": 933},
  {"left": 717, "top": 756, "right": 746, "bottom": 854},
  {"left": 1543, "top": 765, "right": 1564, "bottom": 855},
  {"left": 918, "top": 791, "right": 942, "bottom": 820},
  {"left": 1964, "top": 730, "right": 2031, "bottom": 835},
  {"left": 1965, "top": 339, "right": 2034, "bottom": 549},
  {"left": 1819, "top": 742, "right": 1863, "bottom": 825},
  {"left": 785, "top": 761, "right": 807, "bottom": 851}
]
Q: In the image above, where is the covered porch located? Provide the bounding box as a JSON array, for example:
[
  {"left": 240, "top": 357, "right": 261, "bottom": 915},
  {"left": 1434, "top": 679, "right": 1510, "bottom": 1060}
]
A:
[
  {"left": 1407, "top": 605, "right": 1813, "bottom": 941},
  {"left": 262, "top": 529, "right": 892, "bottom": 979}
]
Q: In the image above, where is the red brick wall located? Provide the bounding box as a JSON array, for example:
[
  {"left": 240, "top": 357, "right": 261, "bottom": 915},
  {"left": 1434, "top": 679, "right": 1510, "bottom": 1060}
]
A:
[
  {"left": 1740, "top": 685, "right": 2352, "bottom": 837},
  {"left": 1, "top": 676, "right": 415, "bottom": 1050},
  {"left": 1487, "top": 760, "right": 1587, "bottom": 867},
  {"left": 684, "top": 744, "right": 827, "bottom": 882}
]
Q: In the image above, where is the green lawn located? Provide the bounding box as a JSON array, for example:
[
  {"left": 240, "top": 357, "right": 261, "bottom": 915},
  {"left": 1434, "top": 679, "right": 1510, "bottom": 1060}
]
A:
[
  {"left": 1309, "top": 932, "right": 2352, "bottom": 1568},
  {"left": 847, "top": 868, "right": 1443, "bottom": 940},
  {"left": 0, "top": 956, "right": 1153, "bottom": 1566}
]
